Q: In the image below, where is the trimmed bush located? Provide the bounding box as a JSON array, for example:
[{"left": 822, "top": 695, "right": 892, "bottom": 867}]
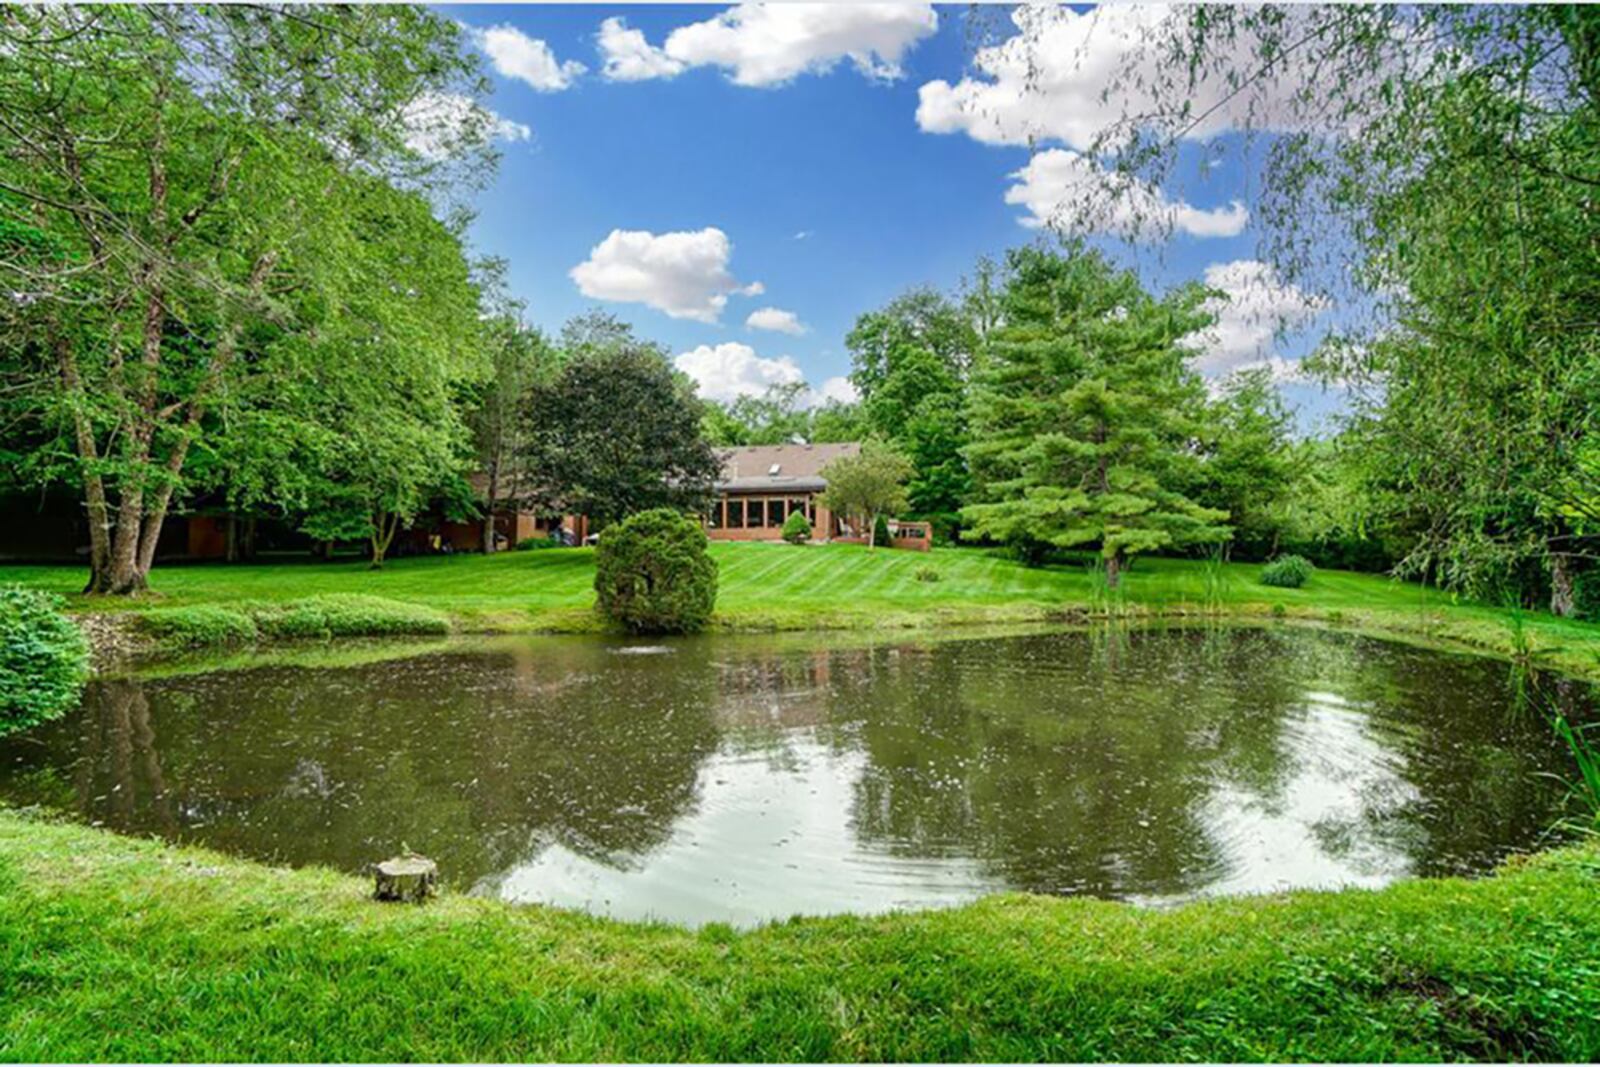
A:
[
  {"left": 0, "top": 587, "right": 90, "bottom": 734},
  {"left": 139, "top": 605, "right": 258, "bottom": 648},
  {"left": 872, "top": 514, "right": 892, "bottom": 548},
  {"left": 1260, "top": 554, "right": 1315, "bottom": 589},
  {"left": 913, "top": 566, "right": 941, "bottom": 583},
  {"left": 594, "top": 508, "right": 718, "bottom": 634},
  {"left": 781, "top": 510, "right": 812, "bottom": 544}
]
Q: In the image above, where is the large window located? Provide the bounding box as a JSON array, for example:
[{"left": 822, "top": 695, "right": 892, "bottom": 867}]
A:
[
  {"left": 766, "top": 499, "right": 783, "bottom": 527},
  {"left": 727, "top": 499, "right": 744, "bottom": 528},
  {"left": 747, "top": 499, "right": 766, "bottom": 528}
]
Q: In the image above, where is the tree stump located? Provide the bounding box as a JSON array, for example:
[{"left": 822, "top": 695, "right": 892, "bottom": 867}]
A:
[{"left": 372, "top": 854, "right": 437, "bottom": 903}]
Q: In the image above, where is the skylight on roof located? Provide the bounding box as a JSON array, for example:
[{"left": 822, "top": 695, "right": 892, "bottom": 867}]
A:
[{"left": 768, "top": 463, "right": 781, "bottom": 475}]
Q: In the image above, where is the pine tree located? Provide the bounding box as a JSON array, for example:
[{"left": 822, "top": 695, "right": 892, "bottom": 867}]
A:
[{"left": 962, "top": 246, "right": 1229, "bottom": 584}]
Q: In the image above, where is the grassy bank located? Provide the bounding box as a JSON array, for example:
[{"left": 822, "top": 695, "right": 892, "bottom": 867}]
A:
[
  {"left": 1, "top": 810, "right": 1597, "bottom": 1061},
  {"left": 6, "top": 543, "right": 1600, "bottom": 673}
]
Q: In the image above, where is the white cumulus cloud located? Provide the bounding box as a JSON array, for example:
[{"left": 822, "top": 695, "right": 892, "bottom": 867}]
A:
[
  {"left": 1181, "top": 260, "right": 1330, "bottom": 376},
  {"left": 597, "top": 17, "right": 687, "bottom": 82},
  {"left": 917, "top": 5, "right": 1304, "bottom": 150},
  {"left": 570, "top": 227, "right": 759, "bottom": 323},
  {"left": 474, "top": 24, "right": 585, "bottom": 91},
  {"left": 815, "top": 376, "right": 859, "bottom": 405},
  {"left": 674, "top": 342, "right": 806, "bottom": 403},
  {"left": 674, "top": 343, "right": 858, "bottom": 408},
  {"left": 598, "top": 4, "right": 938, "bottom": 87},
  {"left": 401, "top": 92, "right": 530, "bottom": 161},
  {"left": 745, "top": 307, "right": 808, "bottom": 335},
  {"left": 1005, "top": 149, "right": 1247, "bottom": 240}
]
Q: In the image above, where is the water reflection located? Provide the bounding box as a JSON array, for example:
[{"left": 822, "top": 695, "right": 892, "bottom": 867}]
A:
[{"left": 0, "top": 626, "right": 1588, "bottom": 925}]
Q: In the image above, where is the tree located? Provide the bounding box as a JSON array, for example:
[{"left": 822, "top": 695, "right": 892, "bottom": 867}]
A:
[
  {"left": 700, "top": 382, "right": 866, "bottom": 447},
  {"left": 594, "top": 508, "right": 718, "bottom": 634},
  {"left": 820, "top": 440, "right": 914, "bottom": 550},
  {"left": 519, "top": 321, "right": 720, "bottom": 529},
  {"left": 1196, "top": 367, "right": 1300, "bottom": 559},
  {"left": 466, "top": 279, "right": 559, "bottom": 553},
  {"left": 847, "top": 289, "right": 975, "bottom": 532},
  {"left": 0, "top": 6, "right": 493, "bottom": 593},
  {"left": 961, "top": 246, "right": 1229, "bottom": 585},
  {"left": 1061, "top": 6, "right": 1600, "bottom": 610}
]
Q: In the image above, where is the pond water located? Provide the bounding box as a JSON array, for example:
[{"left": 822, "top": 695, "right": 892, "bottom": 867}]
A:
[{"left": 0, "top": 625, "right": 1590, "bottom": 926}]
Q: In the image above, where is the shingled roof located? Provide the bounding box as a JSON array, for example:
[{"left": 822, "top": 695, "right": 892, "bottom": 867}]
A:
[{"left": 714, "top": 442, "right": 860, "bottom": 493}]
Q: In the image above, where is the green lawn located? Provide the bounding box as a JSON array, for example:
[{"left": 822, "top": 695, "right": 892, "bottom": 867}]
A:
[
  {"left": 1, "top": 811, "right": 1596, "bottom": 1062},
  {"left": 6, "top": 542, "right": 1600, "bottom": 673}
]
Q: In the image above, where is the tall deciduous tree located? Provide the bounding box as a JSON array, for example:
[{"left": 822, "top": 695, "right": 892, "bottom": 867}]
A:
[
  {"left": 0, "top": 6, "right": 491, "bottom": 592},
  {"left": 466, "top": 271, "right": 559, "bottom": 552},
  {"left": 819, "top": 439, "right": 914, "bottom": 551},
  {"left": 962, "top": 247, "right": 1228, "bottom": 584},
  {"left": 518, "top": 321, "right": 720, "bottom": 529},
  {"left": 846, "top": 289, "right": 976, "bottom": 532}
]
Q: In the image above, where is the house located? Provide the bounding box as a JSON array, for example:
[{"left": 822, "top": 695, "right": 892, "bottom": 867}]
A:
[{"left": 703, "top": 442, "right": 853, "bottom": 541}]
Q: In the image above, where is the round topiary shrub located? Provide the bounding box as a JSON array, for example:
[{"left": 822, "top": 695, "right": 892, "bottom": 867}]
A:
[
  {"left": 594, "top": 508, "right": 719, "bottom": 634},
  {"left": 1260, "top": 554, "right": 1315, "bottom": 589},
  {"left": 781, "top": 509, "right": 812, "bottom": 544},
  {"left": 1, "top": 586, "right": 90, "bottom": 735}
]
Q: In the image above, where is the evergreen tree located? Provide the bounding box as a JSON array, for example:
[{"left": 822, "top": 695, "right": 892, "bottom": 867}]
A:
[{"left": 962, "top": 247, "right": 1228, "bottom": 584}]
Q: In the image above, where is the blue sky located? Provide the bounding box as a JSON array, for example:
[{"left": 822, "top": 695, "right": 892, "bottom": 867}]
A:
[{"left": 444, "top": 4, "right": 1346, "bottom": 428}]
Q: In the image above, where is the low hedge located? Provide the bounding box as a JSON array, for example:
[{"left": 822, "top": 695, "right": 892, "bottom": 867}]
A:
[
  {"left": 138, "top": 605, "right": 260, "bottom": 648},
  {"left": 249, "top": 595, "right": 450, "bottom": 639},
  {"left": 138, "top": 595, "right": 450, "bottom": 648}
]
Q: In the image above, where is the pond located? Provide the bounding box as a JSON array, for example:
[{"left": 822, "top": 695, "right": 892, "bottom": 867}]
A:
[{"left": 0, "top": 625, "right": 1591, "bottom": 926}]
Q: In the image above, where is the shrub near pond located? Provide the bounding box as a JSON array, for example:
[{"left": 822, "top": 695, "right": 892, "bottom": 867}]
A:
[
  {"left": 594, "top": 508, "right": 718, "bottom": 634},
  {"left": 0, "top": 586, "right": 90, "bottom": 734},
  {"left": 250, "top": 595, "right": 449, "bottom": 639},
  {"left": 139, "top": 605, "right": 259, "bottom": 648},
  {"left": 138, "top": 595, "right": 449, "bottom": 648},
  {"left": 1261, "top": 554, "right": 1315, "bottom": 589}
]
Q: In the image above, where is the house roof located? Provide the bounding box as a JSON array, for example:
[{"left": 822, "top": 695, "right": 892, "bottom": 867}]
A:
[{"left": 714, "top": 441, "right": 860, "bottom": 493}]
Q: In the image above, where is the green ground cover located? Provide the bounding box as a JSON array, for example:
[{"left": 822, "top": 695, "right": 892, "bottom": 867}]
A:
[
  {"left": 6, "top": 542, "right": 1600, "bottom": 673},
  {"left": 1, "top": 811, "right": 1596, "bottom": 1062}
]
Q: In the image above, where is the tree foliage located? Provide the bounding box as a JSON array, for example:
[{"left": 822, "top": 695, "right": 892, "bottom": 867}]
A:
[
  {"left": 700, "top": 382, "right": 864, "bottom": 447},
  {"left": 847, "top": 289, "right": 975, "bottom": 533},
  {"left": 961, "top": 247, "right": 1229, "bottom": 583},
  {"left": 819, "top": 440, "right": 914, "bottom": 550},
  {"left": 0, "top": 6, "right": 494, "bottom": 591},
  {"left": 1074, "top": 5, "right": 1600, "bottom": 610},
  {"left": 519, "top": 319, "right": 720, "bottom": 529}
]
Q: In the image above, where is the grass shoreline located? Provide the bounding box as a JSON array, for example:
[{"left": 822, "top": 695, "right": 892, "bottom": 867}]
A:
[
  {"left": 4, "top": 542, "right": 1599, "bottom": 678},
  {"left": 2, "top": 808, "right": 1597, "bottom": 1061}
]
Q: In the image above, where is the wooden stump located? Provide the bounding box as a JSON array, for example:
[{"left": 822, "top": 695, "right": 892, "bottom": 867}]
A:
[{"left": 372, "top": 854, "right": 437, "bottom": 903}]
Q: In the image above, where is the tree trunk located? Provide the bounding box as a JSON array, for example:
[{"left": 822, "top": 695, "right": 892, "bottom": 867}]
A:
[
  {"left": 1105, "top": 550, "right": 1124, "bottom": 589},
  {"left": 225, "top": 515, "right": 239, "bottom": 563},
  {"left": 370, "top": 511, "right": 401, "bottom": 569},
  {"left": 1550, "top": 551, "right": 1576, "bottom": 617},
  {"left": 482, "top": 455, "right": 500, "bottom": 555},
  {"left": 54, "top": 333, "right": 113, "bottom": 592},
  {"left": 866, "top": 511, "right": 877, "bottom": 551}
]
